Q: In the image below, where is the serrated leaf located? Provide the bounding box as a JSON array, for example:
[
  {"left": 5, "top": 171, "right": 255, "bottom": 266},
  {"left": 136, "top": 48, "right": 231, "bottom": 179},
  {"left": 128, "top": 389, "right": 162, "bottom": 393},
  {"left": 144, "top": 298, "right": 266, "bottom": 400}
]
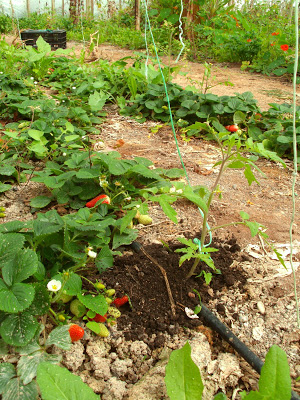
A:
[
  {"left": 112, "top": 229, "right": 138, "bottom": 249},
  {"left": 26, "top": 283, "right": 50, "bottom": 316},
  {"left": 63, "top": 273, "right": 82, "bottom": 296},
  {"left": 0, "top": 233, "right": 25, "bottom": 268},
  {"left": 2, "top": 248, "right": 38, "bottom": 286},
  {"left": 86, "top": 321, "right": 101, "bottom": 335},
  {"left": 0, "top": 282, "right": 35, "bottom": 313},
  {"left": 30, "top": 196, "right": 52, "bottom": 208},
  {"left": 46, "top": 325, "right": 72, "bottom": 350},
  {"left": 0, "top": 312, "right": 39, "bottom": 346},
  {"left": 0, "top": 221, "right": 25, "bottom": 233},
  {"left": 88, "top": 91, "right": 108, "bottom": 112},
  {"left": 0, "top": 183, "right": 12, "bottom": 193},
  {"left": 18, "top": 353, "right": 62, "bottom": 385},
  {"left": 233, "top": 110, "right": 246, "bottom": 125},
  {"left": 33, "top": 220, "right": 63, "bottom": 238},
  {"left": 95, "top": 246, "right": 114, "bottom": 273},
  {"left": 2, "top": 378, "right": 38, "bottom": 400},
  {"left": 0, "top": 363, "right": 16, "bottom": 394},
  {"left": 154, "top": 194, "right": 178, "bottom": 223},
  {"left": 37, "top": 362, "right": 100, "bottom": 400},
  {"left": 77, "top": 293, "right": 108, "bottom": 315},
  {"left": 0, "top": 339, "right": 8, "bottom": 356},
  {"left": 182, "top": 187, "right": 208, "bottom": 213},
  {"left": 119, "top": 209, "right": 137, "bottom": 234},
  {"left": 165, "top": 341, "right": 203, "bottom": 400}
]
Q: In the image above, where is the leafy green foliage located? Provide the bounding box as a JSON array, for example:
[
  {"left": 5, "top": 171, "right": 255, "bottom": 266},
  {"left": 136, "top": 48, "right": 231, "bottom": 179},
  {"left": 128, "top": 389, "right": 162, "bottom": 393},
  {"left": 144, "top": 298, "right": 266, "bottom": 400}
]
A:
[
  {"left": 165, "top": 341, "right": 203, "bottom": 400},
  {"left": 37, "top": 362, "right": 100, "bottom": 400}
]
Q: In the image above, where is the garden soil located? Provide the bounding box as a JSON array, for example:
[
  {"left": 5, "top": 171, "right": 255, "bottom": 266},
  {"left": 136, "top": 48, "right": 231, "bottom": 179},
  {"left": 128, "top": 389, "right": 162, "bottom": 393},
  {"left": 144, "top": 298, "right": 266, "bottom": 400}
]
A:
[{"left": 1, "top": 40, "right": 300, "bottom": 399}]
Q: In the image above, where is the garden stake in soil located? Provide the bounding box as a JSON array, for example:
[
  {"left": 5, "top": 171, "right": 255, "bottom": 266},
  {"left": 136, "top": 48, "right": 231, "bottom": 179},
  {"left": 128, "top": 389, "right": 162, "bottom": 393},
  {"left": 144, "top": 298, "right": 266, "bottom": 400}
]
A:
[{"left": 131, "top": 241, "right": 176, "bottom": 317}]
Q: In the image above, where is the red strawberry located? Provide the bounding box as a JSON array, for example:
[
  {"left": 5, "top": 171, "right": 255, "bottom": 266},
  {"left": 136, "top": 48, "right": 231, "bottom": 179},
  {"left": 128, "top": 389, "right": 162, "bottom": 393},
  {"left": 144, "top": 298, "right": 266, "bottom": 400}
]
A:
[
  {"left": 225, "top": 125, "right": 239, "bottom": 132},
  {"left": 113, "top": 296, "right": 129, "bottom": 308},
  {"left": 68, "top": 324, "right": 84, "bottom": 342},
  {"left": 86, "top": 194, "right": 110, "bottom": 208},
  {"left": 91, "top": 313, "right": 107, "bottom": 323}
]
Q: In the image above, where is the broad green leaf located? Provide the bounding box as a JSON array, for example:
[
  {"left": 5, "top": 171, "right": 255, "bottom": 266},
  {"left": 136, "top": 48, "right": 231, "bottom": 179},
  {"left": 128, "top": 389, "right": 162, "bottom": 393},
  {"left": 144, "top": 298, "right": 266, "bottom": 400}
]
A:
[
  {"left": 46, "top": 325, "right": 71, "bottom": 350},
  {"left": 0, "top": 233, "right": 25, "bottom": 267},
  {"left": 0, "top": 166, "right": 16, "bottom": 176},
  {"left": 36, "top": 36, "right": 51, "bottom": 53},
  {"left": 26, "top": 283, "right": 50, "bottom": 316},
  {"left": 86, "top": 321, "right": 101, "bottom": 335},
  {"left": 245, "top": 220, "right": 262, "bottom": 237},
  {"left": 2, "top": 378, "right": 38, "bottom": 400},
  {"left": 2, "top": 248, "right": 38, "bottom": 285},
  {"left": 165, "top": 341, "right": 203, "bottom": 400},
  {"left": 95, "top": 246, "right": 114, "bottom": 273},
  {"left": 88, "top": 91, "right": 108, "bottom": 112},
  {"left": 77, "top": 293, "right": 108, "bottom": 315},
  {"left": 0, "top": 339, "right": 8, "bottom": 355},
  {"left": 27, "top": 130, "right": 44, "bottom": 141},
  {"left": 0, "top": 312, "right": 39, "bottom": 346},
  {"left": 0, "top": 182, "right": 12, "bottom": 192},
  {"left": 259, "top": 345, "right": 291, "bottom": 400},
  {"left": 37, "top": 362, "right": 100, "bottom": 400},
  {"left": 63, "top": 273, "right": 82, "bottom": 296},
  {"left": 0, "top": 221, "right": 25, "bottom": 233},
  {"left": 33, "top": 219, "right": 63, "bottom": 238},
  {"left": 240, "top": 211, "right": 250, "bottom": 220},
  {"left": 182, "top": 187, "right": 208, "bottom": 213},
  {"left": 112, "top": 229, "right": 138, "bottom": 249},
  {"left": 18, "top": 353, "right": 62, "bottom": 385},
  {"left": 233, "top": 110, "right": 246, "bottom": 125},
  {"left": 0, "top": 363, "right": 16, "bottom": 394},
  {"left": 119, "top": 209, "right": 137, "bottom": 234},
  {"left": 0, "top": 282, "right": 35, "bottom": 313},
  {"left": 156, "top": 195, "right": 178, "bottom": 224},
  {"left": 30, "top": 196, "right": 52, "bottom": 208}
]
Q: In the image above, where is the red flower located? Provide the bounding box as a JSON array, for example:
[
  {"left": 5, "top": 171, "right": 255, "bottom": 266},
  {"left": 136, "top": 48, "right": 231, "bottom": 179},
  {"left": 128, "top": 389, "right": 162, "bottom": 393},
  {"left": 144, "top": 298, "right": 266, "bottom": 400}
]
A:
[
  {"left": 247, "top": 39, "right": 252, "bottom": 43},
  {"left": 270, "top": 42, "right": 276, "bottom": 47},
  {"left": 280, "top": 44, "right": 289, "bottom": 51},
  {"left": 271, "top": 32, "right": 279, "bottom": 36}
]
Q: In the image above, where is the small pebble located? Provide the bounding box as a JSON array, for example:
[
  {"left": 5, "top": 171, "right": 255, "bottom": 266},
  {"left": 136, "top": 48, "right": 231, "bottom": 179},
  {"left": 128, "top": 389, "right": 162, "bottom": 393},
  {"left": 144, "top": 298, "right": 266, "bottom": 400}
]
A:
[{"left": 257, "top": 301, "right": 265, "bottom": 315}]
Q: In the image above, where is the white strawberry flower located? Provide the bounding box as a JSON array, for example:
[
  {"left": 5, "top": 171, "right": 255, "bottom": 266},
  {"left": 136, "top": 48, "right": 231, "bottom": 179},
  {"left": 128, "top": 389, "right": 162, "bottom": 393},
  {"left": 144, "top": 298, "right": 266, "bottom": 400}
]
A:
[
  {"left": 176, "top": 189, "right": 183, "bottom": 194},
  {"left": 47, "top": 279, "right": 62, "bottom": 292},
  {"left": 185, "top": 307, "right": 199, "bottom": 319},
  {"left": 86, "top": 247, "right": 97, "bottom": 258},
  {"left": 170, "top": 186, "right": 176, "bottom": 193}
]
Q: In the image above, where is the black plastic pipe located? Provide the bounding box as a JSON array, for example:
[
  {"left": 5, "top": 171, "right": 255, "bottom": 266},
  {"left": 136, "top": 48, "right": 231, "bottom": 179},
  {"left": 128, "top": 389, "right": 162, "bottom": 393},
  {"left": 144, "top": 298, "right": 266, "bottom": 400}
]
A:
[
  {"left": 130, "top": 241, "right": 300, "bottom": 400},
  {"left": 199, "top": 304, "right": 300, "bottom": 400}
]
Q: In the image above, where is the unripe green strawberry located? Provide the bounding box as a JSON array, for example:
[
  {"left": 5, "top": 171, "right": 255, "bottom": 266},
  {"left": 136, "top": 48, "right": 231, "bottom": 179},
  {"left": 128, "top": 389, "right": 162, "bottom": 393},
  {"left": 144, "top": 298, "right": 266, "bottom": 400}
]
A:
[
  {"left": 0, "top": 213, "right": 5, "bottom": 218},
  {"left": 97, "top": 323, "right": 110, "bottom": 337},
  {"left": 138, "top": 214, "right": 152, "bottom": 225},
  {"left": 58, "top": 314, "right": 66, "bottom": 322},
  {"left": 108, "top": 307, "right": 121, "bottom": 318},
  {"left": 94, "top": 282, "right": 106, "bottom": 290},
  {"left": 106, "top": 289, "right": 115, "bottom": 297},
  {"left": 105, "top": 297, "right": 113, "bottom": 304},
  {"left": 60, "top": 293, "right": 73, "bottom": 303},
  {"left": 127, "top": 220, "right": 134, "bottom": 229},
  {"left": 134, "top": 210, "right": 140, "bottom": 219},
  {"left": 70, "top": 299, "right": 87, "bottom": 317}
]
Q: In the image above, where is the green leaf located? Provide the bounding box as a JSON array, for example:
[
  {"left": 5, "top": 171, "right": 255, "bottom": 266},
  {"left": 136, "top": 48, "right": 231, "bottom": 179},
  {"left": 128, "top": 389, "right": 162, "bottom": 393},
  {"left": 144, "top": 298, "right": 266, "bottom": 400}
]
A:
[
  {"left": 182, "top": 187, "right": 208, "bottom": 213},
  {"left": 0, "top": 281, "right": 35, "bottom": 313},
  {"left": 213, "top": 393, "right": 228, "bottom": 400},
  {"left": 26, "top": 283, "right": 50, "bottom": 316},
  {"left": 156, "top": 195, "right": 178, "bottom": 224},
  {"left": 233, "top": 110, "right": 246, "bottom": 125},
  {"left": 28, "top": 130, "right": 44, "bottom": 141},
  {"left": 0, "top": 221, "right": 25, "bottom": 233},
  {"left": 240, "top": 211, "right": 249, "bottom": 220},
  {"left": 0, "top": 166, "right": 16, "bottom": 176},
  {"left": 88, "top": 91, "right": 108, "bottom": 112},
  {"left": 119, "top": 209, "right": 137, "bottom": 234},
  {"left": 258, "top": 345, "right": 291, "bottom": 400},
  {"left": 245, "top": 220, "right": 261, "bottom": 237},
  {"left": 63, "top": 273, "right": 82, "bottom": 296},
  {"left": 95, "top": 246, "right": 114, "bottom": 273},
  {"left": 165, "top": 341, "right": 203, "bottom": 400},
  {"left": 18, "top": 353, "right": 61, "bottom": 385},
  {"left": 86, "top": 321, "right": 101, "bottom": 335},
  {"left": 2, "top": 378, "right": 38, "bottom": 400},
  {"left": 0, "top": 363, "right": 16, "bottom": 394},
  {"left": 112, "top": 229, "right": 139, "bottom": 249},
  {"left": 36, "top": 36, "right": 51, "bottom": 53},
  {"left": 0, "top": 182, "right": 12, "bottom": 192},
  {"left": 77, "top": 293, "right": 108, "bottom": 315},
  {"left": 0, "top": 233, "right": 25, "bottom": 268},
  {"left": 0, "top": 312, "right": 39, "bottom": 346},
  {"left": 2, "top": 249, "right": 38, "bottom": 286},
  {"left": 37, "top": 362, "right": 100, "bottom": 400},
  {"left": 30, "top": 196, "right": 52, "bottom": 208},
  {"left": 46, "top": 325, "right": 72, "bottom": 351}
]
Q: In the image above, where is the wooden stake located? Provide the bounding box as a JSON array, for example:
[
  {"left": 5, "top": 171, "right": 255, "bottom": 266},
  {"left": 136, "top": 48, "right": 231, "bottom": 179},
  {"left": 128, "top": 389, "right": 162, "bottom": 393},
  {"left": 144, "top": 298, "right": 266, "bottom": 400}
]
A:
[{"left": 135, "top": 0, "right": 140, "bottom": 31}]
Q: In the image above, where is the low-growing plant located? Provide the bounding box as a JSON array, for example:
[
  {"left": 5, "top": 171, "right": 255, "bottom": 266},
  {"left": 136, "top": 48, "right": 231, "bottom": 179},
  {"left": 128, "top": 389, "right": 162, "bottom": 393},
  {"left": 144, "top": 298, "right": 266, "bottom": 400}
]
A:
[{"left": 165, "top": 342, "right": 292, "bottom": 400}]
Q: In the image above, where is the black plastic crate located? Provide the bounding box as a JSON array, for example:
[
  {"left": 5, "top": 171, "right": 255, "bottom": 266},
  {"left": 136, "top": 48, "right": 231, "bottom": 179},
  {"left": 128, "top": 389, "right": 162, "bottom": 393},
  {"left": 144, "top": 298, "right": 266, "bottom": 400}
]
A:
[{"left": 20, "top": 29, "right": 67, "bottom": 49}]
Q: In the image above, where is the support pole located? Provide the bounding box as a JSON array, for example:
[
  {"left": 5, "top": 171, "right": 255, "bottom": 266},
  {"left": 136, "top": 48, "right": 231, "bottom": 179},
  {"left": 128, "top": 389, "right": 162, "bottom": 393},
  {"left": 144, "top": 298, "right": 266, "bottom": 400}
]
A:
[{"left": 135, "top": 0, "right": 140, "bottom": 30}]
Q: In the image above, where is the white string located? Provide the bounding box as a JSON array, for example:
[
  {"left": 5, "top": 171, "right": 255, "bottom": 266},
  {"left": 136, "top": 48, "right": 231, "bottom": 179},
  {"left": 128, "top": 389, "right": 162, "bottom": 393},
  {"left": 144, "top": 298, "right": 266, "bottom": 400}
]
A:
[{"left": 175, "top": 0, "right": 185, "bottom": 63}]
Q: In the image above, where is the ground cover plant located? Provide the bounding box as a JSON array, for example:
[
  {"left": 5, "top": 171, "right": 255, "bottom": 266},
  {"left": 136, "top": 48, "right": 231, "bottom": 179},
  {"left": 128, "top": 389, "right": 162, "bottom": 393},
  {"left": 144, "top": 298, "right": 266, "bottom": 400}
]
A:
[{"left": 0, "top": 33, "right": 298, "bottom": 399}]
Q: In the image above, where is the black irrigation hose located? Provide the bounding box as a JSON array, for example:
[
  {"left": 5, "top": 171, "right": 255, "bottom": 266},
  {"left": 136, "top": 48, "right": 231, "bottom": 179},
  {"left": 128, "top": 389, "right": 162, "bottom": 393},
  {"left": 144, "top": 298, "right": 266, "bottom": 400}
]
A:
[
  {"left": 130, "top": 241, "right": 300, "bottom": 400},
  {"left": 199, "top": 304, "right": 300, "bottom": 400}
]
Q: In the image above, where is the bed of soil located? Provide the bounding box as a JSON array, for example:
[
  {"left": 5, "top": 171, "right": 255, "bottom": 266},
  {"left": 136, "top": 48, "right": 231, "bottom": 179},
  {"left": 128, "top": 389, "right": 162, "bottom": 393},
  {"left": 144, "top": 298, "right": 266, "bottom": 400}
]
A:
[{"left": 1, "top": 38, "right": 300, "bottom": 399}]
